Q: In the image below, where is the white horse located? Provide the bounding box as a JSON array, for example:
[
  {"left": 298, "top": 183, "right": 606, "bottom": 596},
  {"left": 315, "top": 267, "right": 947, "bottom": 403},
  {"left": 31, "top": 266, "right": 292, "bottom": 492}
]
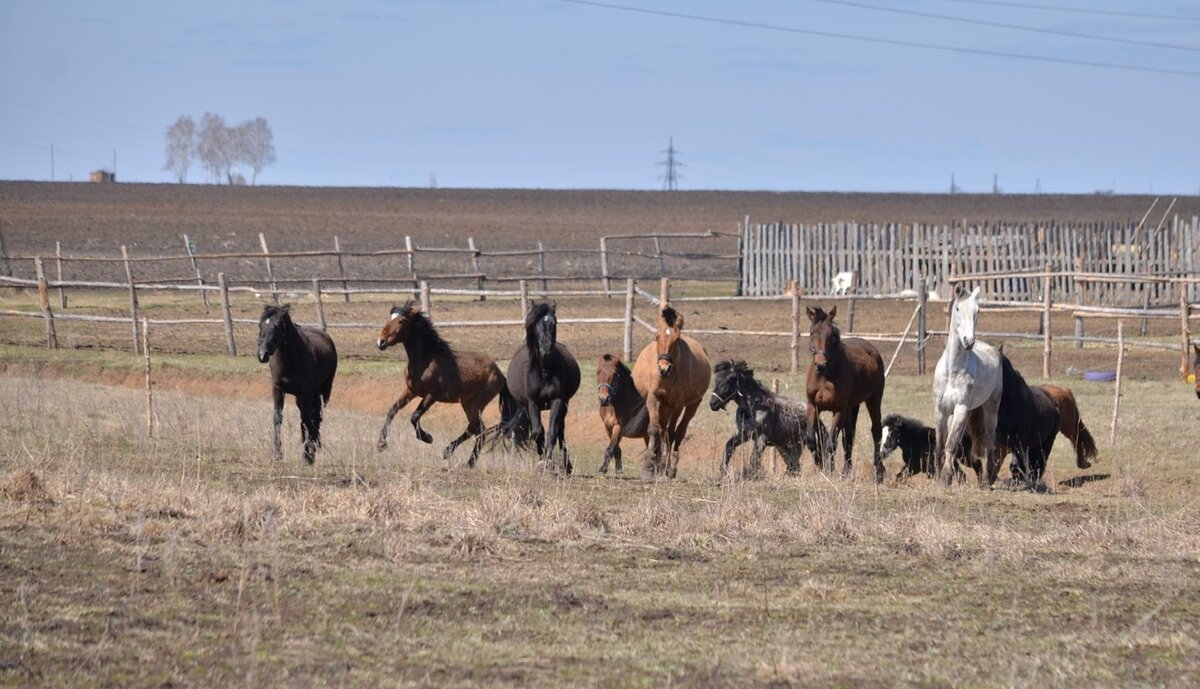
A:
[
  {"left": 830, "top": 271, "right": 854, "bottom": 295},
  {"left": 932, "top": 286, "right": 1003, "bottom": 486}
]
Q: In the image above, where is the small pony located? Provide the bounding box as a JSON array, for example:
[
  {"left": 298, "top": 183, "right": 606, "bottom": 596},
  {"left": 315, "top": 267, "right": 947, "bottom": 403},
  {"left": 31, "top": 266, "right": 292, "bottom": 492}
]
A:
[
  {"left": 879, "top": 413, "right": 975, "bottom": 480},
  {"left": 709, "top": 360, "right": 824, "bottom": 479},
  {"left": 256, "top": 304, "right": 338, "bottom": 464},
  {"left": 595, "top": 354, "right": 649, "bottom": 475}
]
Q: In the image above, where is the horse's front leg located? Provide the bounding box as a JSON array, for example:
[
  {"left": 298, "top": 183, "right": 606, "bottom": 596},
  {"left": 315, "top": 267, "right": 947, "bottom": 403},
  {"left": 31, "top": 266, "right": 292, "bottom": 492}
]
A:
[
  {"left": 599, "top": 423, "right": 622, "bottom": 475},
  {"left": 544, "top": 399, "right": 570, "bottom": 475},
  {"left": 641, "top": 396, "right": 663, "bottom": 480},
  {"left": 939, "top": 405, "right": 969, "bottom": 486},
  {"left": 377, "top": 388, "right": 415, "bottom": 450},
  {"left": 271, "top": 385, "right": 285, "bottom": 461},
  {"left": 720, "top": 426, "right": 752, "bottom": 481},
  {"left": 298, "top": 393, "right": 320, "bottom": 465},
  {"left": 410, "top": 395, "right": 437, "bottom": 444},
  {"left": 824, "top": 411, "right": 844, "bottom": 474},
  {"left": 747, "top": 433, "right": 768, "bottom": 480},
  {"left": 526, "top": 400, "right": 546, "bottom": 459},
  {"left": 666, "top": 403, "right": 699, "bottom": 479},
  {"left": 840, "top": 407, "right": 860, "bottom": 478}
]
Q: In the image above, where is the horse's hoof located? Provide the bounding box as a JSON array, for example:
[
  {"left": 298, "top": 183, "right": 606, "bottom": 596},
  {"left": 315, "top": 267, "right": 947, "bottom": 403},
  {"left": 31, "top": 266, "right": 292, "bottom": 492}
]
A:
[
  {"left": 376, "top": 440, "right": 388, "bottom": 451},
  {"left": 417, "top": 431, "right": 433, "bottom": 444},
  {"left": 614, "top": 467, "right": 624, "bottom": 476}
]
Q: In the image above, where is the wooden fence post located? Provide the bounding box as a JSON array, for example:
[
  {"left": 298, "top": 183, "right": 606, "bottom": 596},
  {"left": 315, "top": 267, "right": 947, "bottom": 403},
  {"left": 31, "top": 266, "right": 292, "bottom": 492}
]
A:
[
  {"left": 917, "top": 279, "right": 928, "bottom": 376},
  {"left": 334, "top": 235, "right": 350, "bottom": 303},
  {"left": 538, "top": 241, "right": 548, "bottom": 294},
  {"left": 1042, "top": 265, "right": 1052, "bottom": 379},
  {"left": 34, "top": 257, "right": 58, "bottom": 349},
  {"left": 405, "top": 235, "right": 416, "bottom": 286},
  {"left": 420, "top": 280, "right": 431, "bottom": 317},
  {"left": 623, "top": 278, "right": 635, "bottom": 362},
  {"left": 1181, "top": 282, "right": 1191, "bottom": 379},
  {"left": 519, "top": 280, "right": 530, "bottom": 319},
  {"left": 54, "top": 241, "right": 67, "bottom": 309},
  {"left": 790, "top": 287, "right": 800, "bottom": 373},
  {"left": 142, "top": 318, "right": 154, "bottom": 439},
  {"left": 846, "top": 297, "right": 857, "bottom": 332},
  {"left": 258, "top": 232, "right": 279, "bottom": 304},
  {"left": 653, "top": 236, "right": 666, "bottom": 277},
  {"left": 0, "top": 221, "right": 11, "bottom": 277},
  {"left": 468, "top": 237, "right": 484, "bottom": 300},
  {"left": 218, "top": 272, "right": 236, "bottom": 357},
  {"left": 121, "top": 245, "right": 140, "bottom": 355},
  {"left": 1109, "top": 320, "right": 1124, "bottom": 446},
  {"left": 313, "top": 278, "right": 326, "bottom": 331},
  {"left": 183, "top": 234, "right": 209, "bottom": 307},
  {"left": 599, "top": 237, "right": 610, "bottom": 295},
  {"left": 1074, "top": 291, "right": 1084, "bottom": 349},
  {"left": 660, "top": 277, "right": 670, "bottom": 307}
]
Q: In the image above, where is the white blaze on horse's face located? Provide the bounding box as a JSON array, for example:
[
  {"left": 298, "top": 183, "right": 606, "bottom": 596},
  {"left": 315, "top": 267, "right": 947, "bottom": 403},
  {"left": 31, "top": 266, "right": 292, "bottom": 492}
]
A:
[
  {"left": 954, "top": 287, "right": 981, "bottom": 351},
  {"left": 880, "top": 425, "right": 893, "bottom": 457}
]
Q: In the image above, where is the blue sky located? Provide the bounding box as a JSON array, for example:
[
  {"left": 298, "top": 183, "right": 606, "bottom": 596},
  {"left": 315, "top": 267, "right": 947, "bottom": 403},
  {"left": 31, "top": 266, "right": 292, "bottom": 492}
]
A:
[{"left": 1, "top": 0, "right": 1197, "bottom": 192}]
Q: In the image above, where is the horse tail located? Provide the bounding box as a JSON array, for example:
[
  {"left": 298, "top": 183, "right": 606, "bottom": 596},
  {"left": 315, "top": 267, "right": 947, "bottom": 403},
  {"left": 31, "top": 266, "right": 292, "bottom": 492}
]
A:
[
  {"left": 1074, "top": 422, "right": 1098, "bottom": 468},
  {"left": 496, "top": 381, "right": 532, "bottom": 450}
]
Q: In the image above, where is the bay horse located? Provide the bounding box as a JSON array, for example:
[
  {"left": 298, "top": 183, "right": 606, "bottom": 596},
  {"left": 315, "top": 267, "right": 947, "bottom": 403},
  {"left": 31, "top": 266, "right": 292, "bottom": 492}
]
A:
[
  {"left": 995, "top": 353, "right": 1059, "bottom": 486},
  {"left": 805, "top": 305, "right": 886, "bottom": 482},
  {"left": 501, "top": 302, "right": 581, "bottom": 474},
  {"left": 1037, "top": 384, "right": 1097, "bottom": 470},
  {"left": 710, "top": 359, "right": 825, "bottom": 480},
  {"left": 632, "top": 306, "right": 711, "bottom": 479},
  {"left": 595, "top": 354, "right": 649, "bottom": 475},
  {"left": 256, "top": 304, "right": 337, "bottom": 464},
  {"left": 932, "top": 286, "right": 1003, "bottom": 486},
  {"left": 376, "top": 301, "right": 519, "bottom": 467},
  {"left": 879, "top": 413, "right": 976, "bottom": 480}
]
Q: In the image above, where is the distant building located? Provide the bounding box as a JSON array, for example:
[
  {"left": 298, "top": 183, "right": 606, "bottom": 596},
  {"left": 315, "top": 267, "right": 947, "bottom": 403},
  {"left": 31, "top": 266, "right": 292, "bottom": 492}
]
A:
[{"left": 90, "top": 170, "right": 116, "bottom": 183}]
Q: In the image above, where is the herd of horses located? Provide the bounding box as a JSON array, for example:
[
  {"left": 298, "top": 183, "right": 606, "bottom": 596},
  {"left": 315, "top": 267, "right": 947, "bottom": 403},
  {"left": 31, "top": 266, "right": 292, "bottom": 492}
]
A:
[{"left": 255, "top": 284, "right": 1154, "bottom": 488}]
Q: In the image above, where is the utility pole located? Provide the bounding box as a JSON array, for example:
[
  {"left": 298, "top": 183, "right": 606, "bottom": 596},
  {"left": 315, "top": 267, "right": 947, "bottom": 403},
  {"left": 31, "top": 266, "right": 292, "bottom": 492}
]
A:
[
  {"left": 993, "top": 173, "right": 1001, "bottom": 194},
  {"left": 50, "top": 144, "right": 55, "bottom": 182},
  {"left": 658, "top": 137, "right": 682, "bottom": 191},
  {"left": 950, "top": 173, "right": 960, "bottom": 194},
  {"left": 1035, "top": 178, "right": 1042, "bottom": 194}
]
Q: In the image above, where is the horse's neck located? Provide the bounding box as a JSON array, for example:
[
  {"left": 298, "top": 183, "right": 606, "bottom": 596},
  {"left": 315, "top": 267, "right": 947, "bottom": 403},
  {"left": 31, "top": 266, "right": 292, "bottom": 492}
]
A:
[
  {"left": 278, "top": 319, "right": 306, "bottom": 366},
  {"left": 614, "top": 379, "right": 645, "bottom": 423},
  {"left": 402, "top": 335, "right": 436, "bottom": 373}
]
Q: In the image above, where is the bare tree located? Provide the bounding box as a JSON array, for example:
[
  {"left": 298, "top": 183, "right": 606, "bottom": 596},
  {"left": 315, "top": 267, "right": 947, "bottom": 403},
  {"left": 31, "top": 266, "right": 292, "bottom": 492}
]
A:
[
  {"left": 196, "top": 112, "right": 229, "bottom": 184},
  {"left": 238, "top": 117, "right": 276, "bottom": 185},
  {"left": 162, "top": 115, "right": 195, "bottom": 183}
]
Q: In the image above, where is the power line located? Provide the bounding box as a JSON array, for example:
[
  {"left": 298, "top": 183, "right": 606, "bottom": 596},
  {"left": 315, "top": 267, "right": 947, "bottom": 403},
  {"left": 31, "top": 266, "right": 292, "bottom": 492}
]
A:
[
  {"left": 658, "top": 137, "right": 682, "bottom": 191},
  {"left": 934, "top": 0, "right": 1200, "bottom": 23},
  {"left": 553, "top": 0, "right": 1200, "bottom": 77},
  {"left": 806, "top": 0, "right": 1200, "bottom": 53}
]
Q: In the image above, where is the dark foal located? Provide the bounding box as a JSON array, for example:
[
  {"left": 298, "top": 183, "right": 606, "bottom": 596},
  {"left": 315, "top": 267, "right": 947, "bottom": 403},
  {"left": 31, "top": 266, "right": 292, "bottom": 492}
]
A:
[
  {"left": 804, "top": 306, "right": 886, "bottom": 482},
  {"left": 595, "top": 354, "right": 649, "bottom": 475},
  {"left": 709, "top": 360, "right": 824, "bottom": 479},
  {"left": 879, "top": 413, "right": 975, "bottom": 480},
  {"left": 256, "top": 304, "right": 338, "bottom": 464}
]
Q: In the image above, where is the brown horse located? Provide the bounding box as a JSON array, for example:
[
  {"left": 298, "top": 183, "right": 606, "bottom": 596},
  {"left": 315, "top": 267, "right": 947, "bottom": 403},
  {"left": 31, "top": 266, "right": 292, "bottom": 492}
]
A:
[
  {"left": 805, "top": 305, "right": 886, "bottom": 482},
  {"left": 595, "top": 354, "right": 649, "bottom": 475},
  {"left": 375, "top": 301, "right": 519, "bottom": 467},
  {"left": 632, "top": 306, "right": 711, "bottom": 479},
  {"left": 1037, "top": 384, "right": 1098, "bottom": 470}
]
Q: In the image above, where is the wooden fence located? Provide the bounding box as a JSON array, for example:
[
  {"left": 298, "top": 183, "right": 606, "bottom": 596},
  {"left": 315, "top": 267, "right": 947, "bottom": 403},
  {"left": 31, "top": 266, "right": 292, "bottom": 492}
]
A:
[{"left": 739, "top": 214, "right": 1200, "bottom": 305}]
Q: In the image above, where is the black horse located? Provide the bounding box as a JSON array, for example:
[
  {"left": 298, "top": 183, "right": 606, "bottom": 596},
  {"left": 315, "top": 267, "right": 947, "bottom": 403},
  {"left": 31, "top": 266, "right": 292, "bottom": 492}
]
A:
[
  {"left": 709, "top": 360, "right": 825, "bottom": 479},
  {"left": 501, "top": 303, "right": 581, "bottom": 474},
  {"left": 879, "top": 413, "right": 975, "bottom": 480},
  {"left": 257, "top": 304, "right": 338, "bottom": 464},
  {"left": 996, "top": 353, "right": 1059, "bottom": 485}
]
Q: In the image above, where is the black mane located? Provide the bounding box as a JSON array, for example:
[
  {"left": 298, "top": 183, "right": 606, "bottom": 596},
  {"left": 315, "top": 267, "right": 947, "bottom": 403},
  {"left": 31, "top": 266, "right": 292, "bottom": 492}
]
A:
[
  {"left": 393, "top": 301, "right": 454, "bottom": 356},
  {"left": 661, "top": 306, "right": 680, "bottom": 328},
  {"left": 882, "top": 413, "right": 926, "bottom": 435}
]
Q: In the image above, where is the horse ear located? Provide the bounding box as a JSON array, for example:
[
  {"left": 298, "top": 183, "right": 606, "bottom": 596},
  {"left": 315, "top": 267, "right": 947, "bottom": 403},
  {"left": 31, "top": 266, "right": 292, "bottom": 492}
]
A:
[
  {"left": 828, "top": 305, "right": 837, "bottom": 321},
  {"left": 970, "top": 286, "right": 981, "bottom": 300},
  {"left": 280, "top": 304, "right": 291, "bottom": 314},
  {"left": 806, "top": 306, "right": 817, "bottom": 321},
  {"left": 954, "top": 284, "right": 965, "bottom": 300},
  {"left": 1194, "top": 343, "right": 1200, "bottom": 356},
  {"left": 674, "top": 312, "right": 684, "bottom": 330}
]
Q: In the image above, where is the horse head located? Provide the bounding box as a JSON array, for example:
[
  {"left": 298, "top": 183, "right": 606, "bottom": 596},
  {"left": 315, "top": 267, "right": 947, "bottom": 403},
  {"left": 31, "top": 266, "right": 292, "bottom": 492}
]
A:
[
  {"left": 526, "top": 302, "right": 557, "bottom": 367},
  {"left": 377, "top": 301, "right": 422, "bottom": 351},
  {"left": 806, "top": 305, "right": 840, "bottom": 375},
  {"left": 257, "top": 304, "right": 292, "bottom": 363},
  {"left": 710, "top": 359, "right": 752, "bottom": 411},
  {"left": 950, "top": 286, "right": 982, "bottom": 351},
  {"left": 596, "top": 353, "right": 626, "bottom": 407},
  {"left": 655, "top": 306, "right": 685, "bottom": 377}
]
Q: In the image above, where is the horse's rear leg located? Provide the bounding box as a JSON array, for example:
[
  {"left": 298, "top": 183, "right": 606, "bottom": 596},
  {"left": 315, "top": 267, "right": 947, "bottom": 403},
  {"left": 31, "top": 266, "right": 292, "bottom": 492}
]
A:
[
  {"left": 446, "top": 403, "right": 485, "bottom": 467},
  {"left": 980, "top": 398, "right": 1001, "bottom": 487},
  {"left": 378, "top": 388, "right": 414, "bottom": 450},
  {"left": 298, "top": 394, "right": 320, "bottom": 465}
]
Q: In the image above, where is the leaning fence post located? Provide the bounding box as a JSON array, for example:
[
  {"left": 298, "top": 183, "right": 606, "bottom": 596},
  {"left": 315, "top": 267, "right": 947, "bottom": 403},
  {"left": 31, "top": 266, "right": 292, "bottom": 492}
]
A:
[
  {"left": 34, "top": 257, "right": 58, "bottom": 349},
  {"left": 1109, "top": 320, "right": 1124, "bottom": 446},
  {"left": 313, "top": 278, "right": 326, "bottom": 331},
  {"left": 468, "top": 236, "right": 484, "bottom": 301},
  {"left": 790, "top": 287, "right": 801, "bottom": 373},
  {"left": 1074, "top": 291, "right": 1085, "bottom": 350},
  {"left": 142, "top": 318, "right": 155, "bottom": 439},
  {"left": 258, "top": 232, "right": 279, "bottom": 304},
  {"left": 420, "top": 280, "right": 431, "bottom": 317},
  {"left": 218, "top": 272, "right": 236, "bottom": 357},
  {"left": 537, "top": 241, "right": 548, "bottom": 294},
  {"left": 660, "top": 277, "right": 671, "bottom": 307},
  {"left": 1042, "top": 264, "right": 1053, "bottom": 379},
  {"left": 917, "top": 280, "right": 928, "bottom": 375},
  {"left": 1180, "top": 282, "right": 1191, "bottom": 379},
  {"left": 519, "top": 280, "right": 530, "bottom": 319},
  {"left": 0, "top": 221, "right": 11, "bottom": 277},
  {"left": 623, "top": 278, "right": 635, "bottom": 361},
  {"left": 333, "top": 235, "right": 350, "bottom": 303},
  {"left": 599, "top": 237, "right": 610, "bottom": 296},
  {"left": 183, "top": 234, "right": 209, "bottom": 307},
  {"left": 121, "top": 245, "right": 140, "bottom": 355},
  {"left": 54, "top": 241, "right": 67, "bottom": 309}
]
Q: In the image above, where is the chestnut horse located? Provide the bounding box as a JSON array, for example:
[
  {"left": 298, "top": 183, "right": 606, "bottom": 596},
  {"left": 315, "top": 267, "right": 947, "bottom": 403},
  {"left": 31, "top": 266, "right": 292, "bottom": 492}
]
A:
[
  {"left": 257, "top": 304, "right": 337, "bottom": 464},
  {"left": 375, "top": 301, "right": 519, "bottom": 467},
  {"left": 632, "top": 306, "right": 711, "bottom": 479},
  {"left": 805, "top": 305, "right": 886, "bottom": 482},
  {"left": 1037, "top": 384, "right": 1098, "bottom": 470},
  {"left": 595, "top": 354, "right": 649, "bottom": 475}
]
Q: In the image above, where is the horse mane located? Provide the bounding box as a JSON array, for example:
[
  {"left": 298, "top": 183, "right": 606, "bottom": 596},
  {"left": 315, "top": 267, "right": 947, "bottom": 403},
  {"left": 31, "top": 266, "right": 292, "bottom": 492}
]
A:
[
  {"left": 881, "top": 413, "right": 928, "bottom": 435},
  {"left": 660, "top": 306, "right": 680, "bottom": 329},
  {"left": 261, "top": 303, "right": 292, "bottom": 320},
  {"left": 393, "top": 301, "right": 454, "bottom": 355},
  {"left": 525, "top": 302, "right": 555, "bottom": 329}
]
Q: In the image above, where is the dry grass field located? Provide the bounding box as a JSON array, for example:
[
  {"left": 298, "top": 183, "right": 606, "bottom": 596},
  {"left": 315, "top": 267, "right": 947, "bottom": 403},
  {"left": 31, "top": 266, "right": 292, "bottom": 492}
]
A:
[{"left": 3, "top": 185, "right": 1199, "bottom": 687}]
